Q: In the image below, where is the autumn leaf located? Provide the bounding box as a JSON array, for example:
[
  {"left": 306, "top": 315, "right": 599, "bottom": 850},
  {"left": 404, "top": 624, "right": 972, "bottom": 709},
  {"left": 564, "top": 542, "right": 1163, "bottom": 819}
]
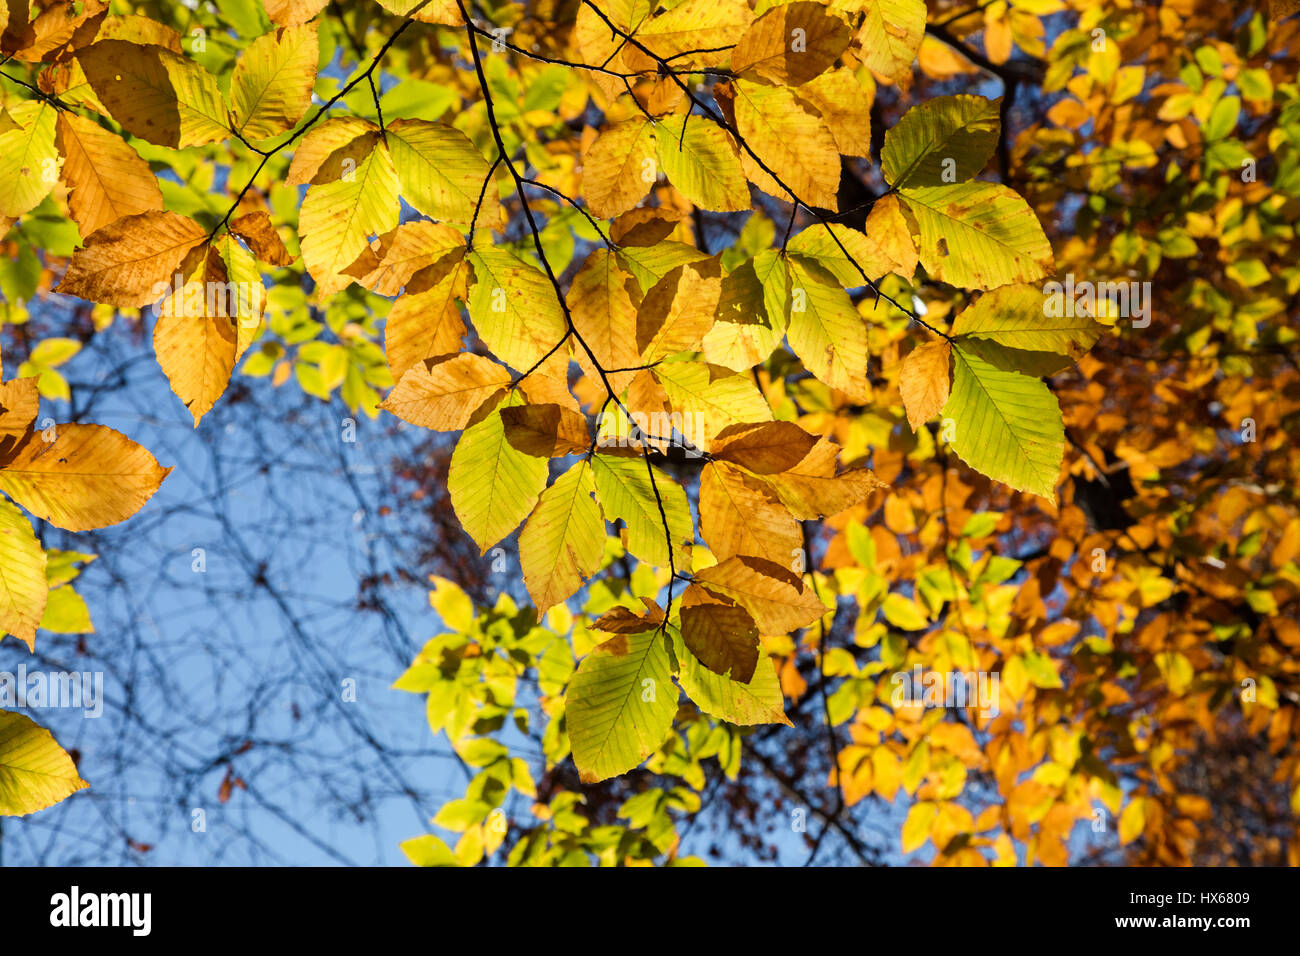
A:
[
  {"left": 152, "top": 245, "right": 239, "bottom": 425},
  {"left": 654, "top": 116, "right": 750, "bottom": 213},
  {"left": 230, "top": 23, "right": 319, "bottom": 141},
  {"left": 881, "top": 94, "right": 1002, "bottom": 189},
  {"left": 518, "top": 458, "right": 604, "bottom": 615},
  {"left": 447, "top": 392, "right": 548, "bottom": 553},
  {"left": 0, "top": 494, "right": 47, "bottom": 650},
  {"left": 0, "top": 424, "right": 171, "bottom": 531},
  {"left": 941, "top": 341, "right": 1063, "bottom": 499},
  {"left": 731, "top": 2, "right": 851, "bottom": 85},
  {"left": 0, "top": 711, "right": 88, "bottom": 816},
  {"left": 899, "top": 339, "right": 951, "bottom": 431},
  {"left": 380, "top": 352, "right": 511, "bottom": 431},
  {"left": 567, "top": 627, "right": 677, "bottom": 783},
  {"left": 679, "top": 583, "right": 760, "bottom": 682},
  {"left": 694, "top": 555, "right": 828, "bottom": 634},
  {"left": 58, "top": 210, "right": 207, "bottom": 308},
  {"left": 900, "top": 181, "right": 1055, "bottom": 289},
  {"left": 55, "top": 111, "right": 163, "bottom": 237}
]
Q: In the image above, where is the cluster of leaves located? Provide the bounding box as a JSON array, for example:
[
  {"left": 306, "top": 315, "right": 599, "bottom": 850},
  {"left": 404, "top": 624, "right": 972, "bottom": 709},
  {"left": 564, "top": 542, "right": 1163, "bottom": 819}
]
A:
[{"left": 2, "top": 0, "right": 1299, "bottom": 867}]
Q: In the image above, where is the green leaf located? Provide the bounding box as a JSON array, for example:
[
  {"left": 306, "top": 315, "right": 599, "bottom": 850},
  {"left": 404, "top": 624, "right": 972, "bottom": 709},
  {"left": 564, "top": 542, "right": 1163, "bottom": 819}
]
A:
[
  {"left": 676, "top": 641, "right": 790, "bottom": 726},
  {"left": 466, "top": 246, "right": 569, "bottom": 374},
  {"left": 654, "top": 116, "right": 750, "bottom": 212},
  {"left": 0, "top": 711, "right": 88, "bottom": 816},
  {"left": 519, "top": 459, "right": 606, "bottom": 615},
  {"left": 447, "top": 392, "right": 549, "bottom": 553},
  {"left": 882, "top": 94, "right": 1001, "bottom": 189},
  {"left": 400, "top": 833, "right": 461, "bottom": 867},
  {"left": 951, "top": 284, "right": 1104, "bottom": 357},
  {"left": 567, "top": 628, "right": 677, "bottom": 782},
  {"left": 386, "top": 118, "right": 497, "bottom": 226},
  {"left": 0, "top": 496, "right": 47, "bottom": 650},
  {"left": 786, "top": 255, "right": 869, "bottom": 401},
  {"left": 900, "top": 181, "right": 1054, "bottom": 290},
  {"left": 941, "top": 341, "right": 1064, "bottom": 499},
  {"left": 590, "top": 453, "right": 693, "bottom": 570}
]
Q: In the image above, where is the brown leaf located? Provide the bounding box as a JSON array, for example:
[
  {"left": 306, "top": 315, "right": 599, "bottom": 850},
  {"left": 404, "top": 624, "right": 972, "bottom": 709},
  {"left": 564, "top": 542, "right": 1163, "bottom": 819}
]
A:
[
  {"left": 680, "top": 583, "right": 760, "bottom": 682},
  {"left": 500, "top": 403, "right": 591, "bottom": 457},
  {"left": 57, "top": 210, "right": 206, "bottom": 308},
  {"left": 230, "top": 210, "right": 296, "bottom": 267},
  {"left": 712, "top": 421, "right": 818, "bottom": 474},
  {"left": 694, "top": 554, "right": 828, "bottom": 634}
]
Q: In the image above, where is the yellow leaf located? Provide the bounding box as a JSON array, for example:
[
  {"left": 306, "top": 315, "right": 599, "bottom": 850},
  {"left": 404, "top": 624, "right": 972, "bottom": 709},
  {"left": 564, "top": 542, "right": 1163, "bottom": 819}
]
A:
[
  {"left": 380, "top": 352, "right": 512, "bottom": 431},
  {"left": 653, "top": 360, "right": 772, "bottom": 448},
  {"left": 590, "top": 453, "right": 693, "bottom": 570},
  {"left": 799, "top": 67, "right": 873, "bottom": 158},
  {"left": 842, "top": 0, "right": 926, "bottom": 88},
  {"left": 731, "top": 1, "right": 851, "bottom": 85},
  {"left": 733, "top": 79, "right": 840, "bottom": 210},
  {"left": 0, "top": 495, "right": 47, "bottom": 650},
  {"left": 654, "top": 116, "right": 750, "bottom": 213},
  {"left": 637, "top": 259, "right": 722, "bottom": 362},
  {"left": 56, "top": 111, "right": 163, "bottom": 238},
  {"left": 263, "top": 0, "right": 329, "bottom": 27},
  {"left": 901, "top": 800, "right": 937, "bottom": 852},
  {"left": 0, "top": 101, "right": 58, "bottom": 219},
  {"left": 387, "top": 118, "right": 497, "bottom": 227},
  {"left": 581, "top": 119, "right": 656, "bottom": 219},
  {"left": 764, "top": 438, "right": 885, "bottom": 519},
  {"left": 694, "top": 554, "right": 828, "bottom": 634},
  {"left": 566, "top": 248, "right": 642, "bottom": 385},
  {"left": 343, "top": 220, "right": 462, "bottom": 297},
  {"left": 519, "top": 458, "right": 604, "bottom": 615},
  {"left": 298, "top": 133, "right": 400, "bottom": 295},
  {"left": 285, "top": 116, "right": 376, "bottom": 186},
  {"left": 618, "top": 0, "right": 753, "bottom": 72},
  {"left": 699, "top": 460, "right": 801, "bottom": 565},
  {"left": 152, "top": 246, "right": 239, "bottom": 425},
  {"left": 383, "top": 257, "right": 469, "bottom": 380},
  {"left": 466, "top": 246, "right": 568, "bottom": 373},
  {"left": 1118, "top": 796, "right": 1146, "bottom": 845},
  {"left": 786, "top": 255, "right": 868, "bottom": 400},
  {"left": 447, "top": 392, "right": 548, "bottom": 553},
  {"left": 901, "top": 181, "right": 1054, "bottom": 290},
  {"left": 0, "top": 377, "right": 40, "bottom": 444},
  {"left": 230, "top": 23, "right": 319, "bottom": 141},
  {"left": 0, "top": 711, "right": 88, "bottom": 816},
  {"left": 0, "top": 423, "right": 171, "bottom": 532}
]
